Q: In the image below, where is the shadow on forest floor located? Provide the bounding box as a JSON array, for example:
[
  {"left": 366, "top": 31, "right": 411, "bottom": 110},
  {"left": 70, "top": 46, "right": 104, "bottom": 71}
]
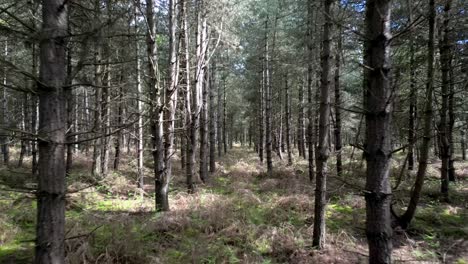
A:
[{"left": 1, "top": 146, "right": 467, "bottom": 263}]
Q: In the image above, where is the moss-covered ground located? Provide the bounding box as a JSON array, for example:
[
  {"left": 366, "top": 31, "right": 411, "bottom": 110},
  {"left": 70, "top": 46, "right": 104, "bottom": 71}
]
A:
[{"left": 0, "top": 146, "right": 467, "bottom": 263}]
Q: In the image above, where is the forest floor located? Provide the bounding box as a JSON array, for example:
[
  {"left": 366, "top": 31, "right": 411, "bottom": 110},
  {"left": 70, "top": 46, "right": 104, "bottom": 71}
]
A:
[{"left": 0, "top": 146, "right": 467, "bottom": 263}]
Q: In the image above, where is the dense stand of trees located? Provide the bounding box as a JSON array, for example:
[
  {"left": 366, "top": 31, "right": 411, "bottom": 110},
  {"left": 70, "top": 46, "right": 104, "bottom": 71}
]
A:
[{"left": 0, "top": 0, "right": 467, "bottom": 263}]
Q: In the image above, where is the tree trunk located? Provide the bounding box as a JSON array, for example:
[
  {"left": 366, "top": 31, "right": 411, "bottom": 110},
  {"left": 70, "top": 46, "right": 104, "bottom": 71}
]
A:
[
  {"left": 209, "top": 60, "right": 217, "bottom": 173},
  {"left": 397, "top": 0, "right": 436, "bottom": 229},
  {"left": 313, "top": 0, "right": 332, "bottom": 249},
  {"left": 259, "top": 67, "right": 265, "bottom": 163},
  {"left": 146, "top": 0, "right": 165, "bottom": 203},
  {"left": 407, "top": 0, "right": 416, "bottom": 171},
  {"left": 134, "top": 3, "right": 144, "bottom": 189},
  {"left": 264, "top": 19, "right": 273, "bottom": 177},
  {"left": 159, "top": 0, "right": 179, "bottom": 211},
  {"left": 334, "top": 29, "right": 343, "bottom": 177},
  {"left": 92, "top": 0, "right": 103, "bottom": 177},
  {"left": 114, "top": 83, "right": 123, "bottom": 170},
  {"left": 18, "top": 93, "right": 28, "bottom": 167},
  {"left": 363, "top": 0, "right": 394, "bottom": 262},
  {"left": 1, "top": 40, "right": 10, "bottom": 166},
  {"left": 298, "top": 81, "right": 306, "bottom": 158},
  {"left": 35, "top": 0, "right": 68, "bottom": 262},
  {"left": 223, "top": 78, "right": 227, "bottom": 154},
  {"left": 285, "top": 73, "right": 293, "bottom": 166},
  {"left": 307, "top": 0, "right": 315, "bottom": 182},
  {"left": 198, "top": 5, "right": 209, "bottom": 183},
  {"left": 438, "top": 0, "right": 453, "bottom": 200}
]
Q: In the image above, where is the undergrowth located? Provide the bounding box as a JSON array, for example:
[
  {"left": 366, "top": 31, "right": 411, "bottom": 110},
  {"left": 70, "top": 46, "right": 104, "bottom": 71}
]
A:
[{"left": 0, "top": 148, "right": 467, "bottom": 263}]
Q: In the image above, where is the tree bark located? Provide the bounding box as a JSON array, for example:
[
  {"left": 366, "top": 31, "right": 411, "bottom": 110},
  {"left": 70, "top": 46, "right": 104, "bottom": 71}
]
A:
[
  {"left": 285, "top": 73, "right": 293, "bottom": 166},
  {"left": 146, "top": 0, "right": 165, "bottom": 203},
  {"left": 209, "top": 60, "right": 217, "bottom": 173},
  {"left": 92, "top": 0, "right": 103, "bottom": 177},
  {"left": 363, "top": 0, "right": 394, "bottom": 262},
  {"left": 407, "top": 0, "right": 416, "bottom": 171},
  {"left": 264, "top": 19, "right": 273, "bottom": 177},
  {"left": 134, "top": 2, "right": 144, "bottom": 189},
  {"left": 159, "top": 0, "right": 179, "bottom": 211},
  {"left": 35, "top": 0, "right": 68, "bottom": 262},
  {"left": 397, "top": 0, "right": 436, "bottom": 229},
  {"left": 313, "top": 0, "right": 333, "bottom": 249},
  {"left": 438, "top": 0, "right": 453, "bottom": 200},
  {"left": 334, "top": 29, "right": 343, "bottom": 177},
  {"left": 1, "top": 40, "right": 10, "bottom": 166}
]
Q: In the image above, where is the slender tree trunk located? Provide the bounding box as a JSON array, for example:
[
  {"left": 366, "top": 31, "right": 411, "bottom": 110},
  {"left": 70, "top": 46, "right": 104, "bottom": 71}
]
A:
[
  {"left": 134, "top": 3, "right": 145, "bottom": 189},
  {"left": 285, "top": 73, "right": 293, "bottom": 166},
  {"left": 35, "top": 0, "right": 68, "bottom": 262},
  {"left": 259, "top": 68, "right": 265, "bottom": 163},
  {"left": 334, "top": 29, "right": 343, "bottom": 177},
  {"left": 298, "top": 81, "right": 306, "bottom": 158},
  {"left": 92, "top": 0, "right": 103, "bottom": 177},
  {"left": 114, "top": 83, "right": 123, "bottom": 170},
  {"left": 209, "top": 61, "right": 217, "bottom": 173},
  {"left": 438, "top": 0, "right": 453, "bottom": 200},
  {"left": 18, "top": 93, "right": 28, "bottom": 167},
  {"left": 407, "top": 0, "right": 416, "bottom": 171},
  {"left": 363, "top": 0, "right": 394, "bottom": 262},
  {"left": 217, "top": 74, "right": 223, "bottom": 158},
  {"left": 197, "top": 4, "right": 208, "bottom": 183},
  {"left": 1, "top": 40, "right": 9, "bottom": 166},
  {"left": 398, "top": 0, "right": 436, "bottom": 229},
  {"left": 146, "top": 0, "right": 165, "bottom": 202},
  {"left": 447, "top": 25, "right": 455, "bottom": 183},
  {"left": 159, "top": 0, "right": 179, "bottom": 211},
  {"left": 462, "top": 129, "right": 466, "bottom": 161},
  {"left": 264, "top": 19, "right": 273, "bottom": 176},
  {"left": 223, "top": 78, "right": 227, "bottom": 154},
  {"left": 313, "top": 0, "right": 333, "bottom": 249},
  {"left": 307, "top": 0, "right": 315, "bottom": 181},
  {"left": 65, "top": 24, "right": 73, "bottom": 175}
]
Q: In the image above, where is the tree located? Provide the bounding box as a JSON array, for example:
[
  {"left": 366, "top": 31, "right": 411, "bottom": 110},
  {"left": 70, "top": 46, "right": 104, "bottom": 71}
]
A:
[
  {"left": 396, "top": 0, "right": 436, "bottom": 229},
  {"left": 313, "top": 0, "right": 333, "bottom": 249},
  {"left": 35, "top": 0, "right": 68, "bottom": 262},
  {"left": 363, "top": 0, "right": 393, "bottom": 262}
]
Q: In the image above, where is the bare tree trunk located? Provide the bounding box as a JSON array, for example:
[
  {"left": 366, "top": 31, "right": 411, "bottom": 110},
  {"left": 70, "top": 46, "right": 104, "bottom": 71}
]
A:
[
  {"left": 159, "top": 0, "right": 179, "bottom": 211},
  {"left": 264, "top": 19, "right": 273, "bottom": 177},
  {"left": 223, "top": 78, "right": 227, "bottom": 154},
  {"left": 447, "top": 30, "right": 455, "bottom": 183},
  {"left": 35, "top": 0, "right": 68, "bottom": 262},
  {"left": 100, "top": 0, "right": 113, "bottom": 177},
  {"left": 209, "top": 60, "right": 217, "bottom": 173},
  {"left": 217, "top": 74, "right": 223, "bottom": 158},
  {"left": 363, "top": 1, "right": 394, "bottom": 263},
  {"left": 65, "top": 25, "right": 74, "bottom": 175},
  {"left": 18, "top": 93, "right": 28, "bottom": 167},
  {"left": 1, "top": 40, "right": 9, "bottom": 166},
  {"left": 298, "top": 81, "right": 306, "bottom": 158},
  {"left": 285, "top": 73, "right": 293, "bottom": 166},
  {"left": 180, "top": 0, "right": 195, "bottom": 193},
  {"left": 114, "top": 83, "right": 123, "bottom": 170},
  {"left": 438, "top": 0, "right": 453, "bottom": 200},
  {"left": 92, "top": 0, "right": 103, "bottom": 177},
  {"left": 259, "top": 68, "right": 265, "bottom": 163},
  {"left": 198, "top": 6, "right": 208, "bottom": 183},
  {"left": 146, "top": 0, "right": 165, "bottom": 203},
  {"left": 334, "top": 29, "right": 343, "bottom": 177},
  {"left": 134, "top": 2, "right": 145, "bottom": 189},
  {"left": 307, "top": 0, "right": 315, "bottom": 181},
  {"left": 397, "top": 0, "right": 436, "bottom": 229},
  {"left": 462, "top": 129, "right": 466, "bottom": 161},
  {"left": 407, "top": 0, "right": 416, "bottom": 171},
  {"left": 313, "top": 0, "right": 333, "bottom": 249}
]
